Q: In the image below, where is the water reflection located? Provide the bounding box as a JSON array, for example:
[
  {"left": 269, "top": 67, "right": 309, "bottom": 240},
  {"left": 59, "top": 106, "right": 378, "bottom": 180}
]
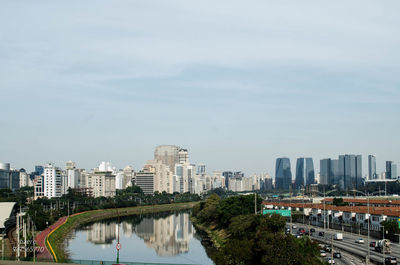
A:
[{"left": 85, "top": 212, "right": 194, "bottom": 256}]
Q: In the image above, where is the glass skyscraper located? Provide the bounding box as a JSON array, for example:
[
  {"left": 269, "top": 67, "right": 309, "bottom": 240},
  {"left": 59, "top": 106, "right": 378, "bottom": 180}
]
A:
[
  {"left": 275, "top": 158, "right": 292, "bottom": 190},
  {"left": 295, "top": 158, "right": 315, "bottom": 190},
  {"left": 386, "top": 161, "right": 398, "bottom": 179},
  {"left": 339, "top": 154, "right": 362, "bottom": 190},
  {"left": 368, "top": 155, "right": 377, "bottom": 180}
]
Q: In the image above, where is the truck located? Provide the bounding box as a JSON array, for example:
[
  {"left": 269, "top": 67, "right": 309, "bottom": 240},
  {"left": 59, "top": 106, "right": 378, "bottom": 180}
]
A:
[
  {"left": 334, "top": 233, "right": 343, "bottom": 240},
  {"left": 375, "top": 239, "right": 391, "bottom": 254}
]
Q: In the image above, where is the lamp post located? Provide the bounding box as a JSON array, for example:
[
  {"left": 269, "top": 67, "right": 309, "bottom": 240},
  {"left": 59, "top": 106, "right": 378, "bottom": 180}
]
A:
[
  {"left": 351, "top": 190, "right": 372, "bottom": 265},
  {"left": 315, "top": 188, "right": 337, "bottom": 242}
]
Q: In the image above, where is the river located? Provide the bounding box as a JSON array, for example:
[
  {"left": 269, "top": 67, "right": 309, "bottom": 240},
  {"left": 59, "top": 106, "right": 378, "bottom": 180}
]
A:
[{"left": 66, "top": 211, "right": 215, "bottom": 265}]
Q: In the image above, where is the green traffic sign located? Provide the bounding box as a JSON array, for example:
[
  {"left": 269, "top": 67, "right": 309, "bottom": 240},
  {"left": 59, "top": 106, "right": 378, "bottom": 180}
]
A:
[{"left": 263, "top": 209, "right": 292, "bottom": 217}]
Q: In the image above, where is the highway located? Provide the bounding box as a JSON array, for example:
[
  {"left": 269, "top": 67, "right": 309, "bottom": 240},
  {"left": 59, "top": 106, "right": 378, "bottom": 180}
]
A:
[{"left": 287, "top": 222, "right": 399, "bottom": 264}]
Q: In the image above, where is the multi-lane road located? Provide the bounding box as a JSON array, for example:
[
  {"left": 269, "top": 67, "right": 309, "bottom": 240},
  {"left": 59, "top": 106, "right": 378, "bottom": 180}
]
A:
[{"left": 287, "top": 222, "right": 399, "bottom": 264}]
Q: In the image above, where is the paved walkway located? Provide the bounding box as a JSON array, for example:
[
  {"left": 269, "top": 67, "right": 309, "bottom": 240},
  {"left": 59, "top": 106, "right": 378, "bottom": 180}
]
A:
[{"left": 34, "top": 217, "right": 68, "bottom": 261}]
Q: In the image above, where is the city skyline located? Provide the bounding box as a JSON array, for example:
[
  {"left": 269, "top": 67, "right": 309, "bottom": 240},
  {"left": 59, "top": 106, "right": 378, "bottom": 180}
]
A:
[
  {"left": 1, "top": 151, "right": 398, "bottom": 179},
  {"left": 1, "top": 1, "right": 400, "bottom": 175}
]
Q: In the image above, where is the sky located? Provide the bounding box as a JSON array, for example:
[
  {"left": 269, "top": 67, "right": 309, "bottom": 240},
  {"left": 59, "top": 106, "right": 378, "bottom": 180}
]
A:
[{"left": 0, "top": 0, "right": 399, "bottom": 176}]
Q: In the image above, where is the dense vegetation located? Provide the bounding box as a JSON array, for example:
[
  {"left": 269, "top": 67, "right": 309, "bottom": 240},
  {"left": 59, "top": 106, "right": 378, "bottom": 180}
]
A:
[{"left": 192, "top": 194, "right": 322, "bottom": 265}]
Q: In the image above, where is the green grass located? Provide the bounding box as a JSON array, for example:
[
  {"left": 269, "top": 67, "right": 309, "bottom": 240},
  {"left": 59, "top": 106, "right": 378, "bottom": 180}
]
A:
[{"left": 47, "top": 202, "right": 200, "bottom": 262}]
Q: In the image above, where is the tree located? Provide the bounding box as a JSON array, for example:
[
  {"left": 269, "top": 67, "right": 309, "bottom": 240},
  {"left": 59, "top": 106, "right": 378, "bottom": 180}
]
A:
[{"left": 381, "top": 220, "right": 400, "bottom": 241}]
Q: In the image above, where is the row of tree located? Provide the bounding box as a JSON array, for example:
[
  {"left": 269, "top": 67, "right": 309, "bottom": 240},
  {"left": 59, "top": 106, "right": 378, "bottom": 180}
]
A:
[{"left": 192, "top": 194, "right": 323, "bottom": 265}]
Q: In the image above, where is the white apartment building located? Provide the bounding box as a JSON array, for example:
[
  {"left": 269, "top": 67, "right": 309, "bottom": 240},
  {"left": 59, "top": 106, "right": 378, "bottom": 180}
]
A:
[
  {"left": 19, "top": 169, "right": 33, "bottom": 187},
  {"left": 86, "top": 162, "right": 116, "bottom": 197},
  {"left": 43, "top": 163, "right": 63, "bottom": 198}
]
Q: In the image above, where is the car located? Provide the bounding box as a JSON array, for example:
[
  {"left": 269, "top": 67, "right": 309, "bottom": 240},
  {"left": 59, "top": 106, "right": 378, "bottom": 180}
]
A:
[
  {"left": 319, "top": 231, "right": 325, "bottom": 236},
  {"left": 370, "top": 241, "right": 376, "bottom": 247},
  {"left": 296, "top": 234, "right": 302, "bottom": 238},
  {"left": 324, "top": 246, "right": 332, "bottom": 253},
  {"left": 326, "top": 257, "right": 335, "bottom": 264},
  {"left": 292, "top": 225, "right": 297, "bottom": 229},
  {"left": 333, "top": 252, "right": 341, "bottom": 259},
  {"left": 355, "top": 238, "right": 365, "bottom": 244},
  {"left": 320, "top": 250, "right": 326, "bottom": 257},
  {"left": 310, "top": 228, "right": 315, "bottom": 233},
  {"left": 285, "top": 228, "right": 291, "bottom": 234},
  {"left": 385, "top": 257, "right": 397, "bottom": 265}
]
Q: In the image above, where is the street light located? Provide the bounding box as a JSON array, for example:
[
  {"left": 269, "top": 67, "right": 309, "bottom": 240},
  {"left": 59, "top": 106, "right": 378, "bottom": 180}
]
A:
[
  {"left": 315, "top": 188, "right": 337, "bottom": 242},
  {"left": 350, "top": 190, "right": 372, "bottom": 265}
]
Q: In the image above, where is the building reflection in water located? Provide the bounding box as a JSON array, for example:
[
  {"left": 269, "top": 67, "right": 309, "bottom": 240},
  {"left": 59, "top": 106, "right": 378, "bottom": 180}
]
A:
[
  {"left": 86, "top": 213, "right": 194, "bottom": 256},
  {"left": 86, "top": 222, "right": 116, "bottom": 247}
]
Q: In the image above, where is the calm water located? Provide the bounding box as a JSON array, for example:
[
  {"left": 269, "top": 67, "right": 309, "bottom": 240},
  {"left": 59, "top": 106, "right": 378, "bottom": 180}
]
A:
[{"left": 66, "top": 211, "right": 214, "bottom": 265}]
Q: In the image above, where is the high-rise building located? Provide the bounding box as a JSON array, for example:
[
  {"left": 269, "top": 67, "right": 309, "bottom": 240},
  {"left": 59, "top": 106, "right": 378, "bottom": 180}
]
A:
[
  {"left": 368, "top": 155, "right": 377, "bottom": 180},
  {"left": 0, "top": 163, "right": 19, "bottom": 191},
  {"left": 136, "top": 167, "right": 155, "bottom": 195},
  {"left": 295, "top": 158, "right": 315, "bottom": 189},
  {"left": 222, "top": 171, "right": 233, "bottom": 189},
  {"left": 338, "top": 154, "right": 362, "bottom": 190},
  {"left": 65, "top": 161, "right": 76, "bottom": 170},
  {"left": 65, "top": 161, "right": 80, "bottom": 189},
  {"left": 275, "top": 158, "right": 292, "bottom": 190},
  {"left": 178, "top": 149, "right": 189, "bottom": 164},
  {"left": 154, "top": 145, "right": 181, "bottom": 174},
  {"left": 34, "top": 165, "right": 44, "bottom": 176},
  {"left": 86, "top": 162, "right": 116, "bottom": 197},
  {"left": 43, "top": 163, "right": 63, "bottom": 198},
  {"left": 19, "top": 168, "right": 33, "bottom": 187},
  {"left": 320, "top": 159, "right": 331, "bottom": 185},
  {"left": 386, "top": 161, "right": 398, "bottom": 179},
  {"left": 197, "top": 164, "right": 206, "bottom": 175}
]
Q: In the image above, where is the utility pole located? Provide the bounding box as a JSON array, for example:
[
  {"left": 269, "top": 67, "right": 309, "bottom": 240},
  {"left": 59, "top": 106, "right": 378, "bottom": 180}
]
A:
[
  {"left": 16, "top": 213, "right": 20, "bottom": 259},
  {"left": 331, "top": 234, "right": 334, "bottom": 264},
  {"left": 24, "top": 218, "right": 27, "bottom": 258},
  {"left": 254, "top": 193, "right": 257, "bottom": 215}
]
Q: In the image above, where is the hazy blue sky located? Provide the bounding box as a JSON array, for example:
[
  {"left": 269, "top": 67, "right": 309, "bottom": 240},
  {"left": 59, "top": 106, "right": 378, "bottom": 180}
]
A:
[{"left": 1, "top": 1, "right": 399, "bottom": 176}]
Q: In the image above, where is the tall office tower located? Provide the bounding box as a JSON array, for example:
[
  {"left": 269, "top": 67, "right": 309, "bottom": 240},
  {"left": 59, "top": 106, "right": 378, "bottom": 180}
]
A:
[
  {"left": 320, "top": 159, "right": 331, "bottom": 185},
  {"left": 197, "top": 164, "right": 206, "bottom": 175},
  {"left": 43, "top": 163, "right": 63, "bottom": 198},
  {"left": 386, "top": 161, "right": 398, "bottom": 179},
  {"left": 295, "top": 158, "right": 315, "bottom": 189},
  {"left": 275, "top": 158, "right": 292, "bottom": 190},
  {"left": 368, "top": 155, "right": 377, "bottom": 180},
  {"left": 331, "top": 159, "right": 340, "bottom": 186},
  {"left": 154, "top": 145, "right": 181, "bottom": 174},
  {"left": 295, "top": 158, "right": 305, "bottom": 189},
  {"left": 222, "top": 171, "right": 233, "bottom": 189},
  {"left": 339, "top": 154, "right": 362, "bottom": 190}
]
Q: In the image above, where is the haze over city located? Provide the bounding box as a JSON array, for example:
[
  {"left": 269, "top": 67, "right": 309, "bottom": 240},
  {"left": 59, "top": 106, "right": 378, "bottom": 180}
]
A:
[{"left": 1, "top": 1, "right": 399, "bottom": 175}]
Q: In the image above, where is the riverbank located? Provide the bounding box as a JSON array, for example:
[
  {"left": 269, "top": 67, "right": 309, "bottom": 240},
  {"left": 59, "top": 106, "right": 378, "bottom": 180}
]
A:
[
  {"left": 191, "top": 217, "right": 228, "bottom": 250},
  {"left": 47, "top": 201, "right": 199, "bottom": 262}
]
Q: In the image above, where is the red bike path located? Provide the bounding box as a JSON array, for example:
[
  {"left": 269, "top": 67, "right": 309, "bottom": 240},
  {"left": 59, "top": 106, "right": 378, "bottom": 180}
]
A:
[{"left": 34, "top": 216, "right": 68, "bottom": 260}]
